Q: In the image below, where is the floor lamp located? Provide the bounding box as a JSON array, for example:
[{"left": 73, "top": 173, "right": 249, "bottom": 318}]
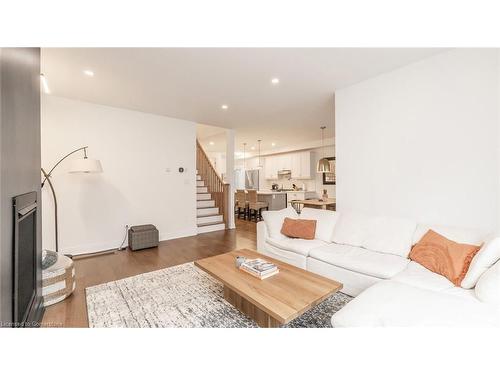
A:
[{"left": 41, "top": 146, "right": 103, "bottom": 255}]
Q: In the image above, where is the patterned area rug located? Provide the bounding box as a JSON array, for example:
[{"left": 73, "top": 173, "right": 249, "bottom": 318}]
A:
[{"left": 86, "top": 262, "right": 352, "bottom": 328}]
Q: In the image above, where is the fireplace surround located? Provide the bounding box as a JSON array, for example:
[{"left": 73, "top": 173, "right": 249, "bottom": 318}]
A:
[{"left": 12, "top": 192, "right": 44, "bottom": 327}]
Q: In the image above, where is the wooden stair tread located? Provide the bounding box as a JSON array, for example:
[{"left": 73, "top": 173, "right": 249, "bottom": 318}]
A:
[{"left": 197, "top": 213, "right": 221, "bottom": 218}]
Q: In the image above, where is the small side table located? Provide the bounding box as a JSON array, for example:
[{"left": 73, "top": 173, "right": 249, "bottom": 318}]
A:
[{"left": 42, "top": 254, "right": 76, "bottom": 307}]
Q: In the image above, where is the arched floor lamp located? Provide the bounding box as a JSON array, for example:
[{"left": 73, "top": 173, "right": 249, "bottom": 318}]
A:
[{"left": 41, "top": 146, "right": 103, "bottom": 256}]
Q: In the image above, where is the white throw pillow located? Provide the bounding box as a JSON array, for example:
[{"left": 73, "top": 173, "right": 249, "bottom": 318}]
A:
[
  {"left": 461, "top": 236, "right": 500, "bottom": 289},
  {"left": 475, "top": 260, "right": 500, "bottom": 306},
  {"left": 299, "top": 208, "right": 339, "bottom": 243},
  {"left": 262, "top": 206, "right": 298, "bottom": 240}
]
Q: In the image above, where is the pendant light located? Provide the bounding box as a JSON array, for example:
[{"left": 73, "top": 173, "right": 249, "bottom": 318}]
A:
[
  {"left": 317, "top": 126, "right": 332, "bottom": 173},
  {"left": 243, "top": 142, "right": 247, "bottom": 170},
  {"left": 257, "top": 139, "right": 263, "bottom": 168}
]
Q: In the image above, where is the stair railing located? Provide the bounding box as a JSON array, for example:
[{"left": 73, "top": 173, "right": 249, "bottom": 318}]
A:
[{"left": 196, "top": 139, "right": 229, "bottom": 228}]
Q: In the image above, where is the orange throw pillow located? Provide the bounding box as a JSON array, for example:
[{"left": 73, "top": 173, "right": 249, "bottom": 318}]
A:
[
  {"left": 409, "top": 230, "right": 481, "bottom": 286},
  {"left": 280, "top": 218, "right": 317, "bottom": 240}
]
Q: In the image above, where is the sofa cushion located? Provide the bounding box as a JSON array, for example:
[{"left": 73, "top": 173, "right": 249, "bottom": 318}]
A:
[
  {"left": 331, "top": 280, "right": 499, "bottom": 327},
  {"left": 391, "top": 261, "right": 455, "bottom": 292},
  {"left": 475, "top": 260, "right": 500, "bottom": 306},
  {"left": 461, "top": 236, "right": 500, "bottom": 288},
  {"left": 331, "top": 212, "right": 371, "bottom": 248},
  {"left": 299, "top": 208, "right": 339, "bottom": 242},
  {"left": 266, "top": 237, "right": 328, "bottom": 257},
  {"left": 308, "top": 244, "right": 410, "bottom": 279},
  {"left": 262, "top": 207, "right": 298, "bottom": 240},
  {"left": 331, "top": 212, "right": 416, "bottom": 257}
]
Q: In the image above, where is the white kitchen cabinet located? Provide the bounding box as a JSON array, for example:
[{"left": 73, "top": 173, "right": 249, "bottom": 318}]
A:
[
  {"left": 298, "top": 151, "right": 313, "bottom": 179},
  {"left": 290, "top": 153, "right": 302, "bottom": 179},
  {"left": 264, "top": 156, "right": 278, "bottom": 179},
  {"left": 274, "top": 154, "right": 291, "bottom": 171},
  {"left": 264, "top": 151, "right": 313, "bottom": 180}
]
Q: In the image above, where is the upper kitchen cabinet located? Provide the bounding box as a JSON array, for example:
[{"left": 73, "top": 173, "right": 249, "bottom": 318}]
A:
[
  {"left": 264, "top": 151, "right": 314, "bottom": 180},
  {"left": 275, "top": 154, "right": 292, "bottom": 171},
  {"left": 264, "top": 156, "right": 278, "bottom": 179},
  {"left": 293, "top": 151, "right": 313, "bottom": 179}
]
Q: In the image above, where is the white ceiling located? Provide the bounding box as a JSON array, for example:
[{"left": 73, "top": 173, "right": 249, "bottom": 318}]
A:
[{"left": 42, "top": 48, "right": 445, "bottom": 151}]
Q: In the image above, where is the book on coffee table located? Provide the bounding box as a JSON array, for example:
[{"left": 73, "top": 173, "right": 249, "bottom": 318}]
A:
[{"left": 240, "top": 258, "right": 279, "bottom": 279}]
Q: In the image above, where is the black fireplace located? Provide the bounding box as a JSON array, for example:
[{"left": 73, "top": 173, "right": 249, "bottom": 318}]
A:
[{"left": 13, "top": 192, "right": 44, "bottom": 327}]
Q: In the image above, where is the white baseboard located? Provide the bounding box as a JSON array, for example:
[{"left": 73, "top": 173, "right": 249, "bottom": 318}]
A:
[{"left": 59, "top": 227, "right": 198, "bottom": 256}]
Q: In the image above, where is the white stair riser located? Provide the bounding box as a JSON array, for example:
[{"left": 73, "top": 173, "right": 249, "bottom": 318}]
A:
[
  {"left": 197, "top": 223, "right": 226, "bottom": 234},
  {"left": 197, "top": 207, "right": 219, "bottom": 216},
  {"left": 197, "top": 193, "right": 212, "bottom": 200},
  {"left": 196, "top": 175, "right": 202, "bottom": 181},
  {"left": 197, "top": 187, "right": 208, "bottom": 193},
  {"left": 197, "top": 200, "right": 215, "bottom": 208},
  {"left": 197, "top": 215, "right": 223, "bottom": 225},
  {"left": 196, "top": 180, "right": 205, "bottom": 187}
]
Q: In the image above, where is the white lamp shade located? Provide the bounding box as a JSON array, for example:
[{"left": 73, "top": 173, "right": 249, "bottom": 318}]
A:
[
  {"left": 317, "top": 157, "right": 332, "bottom": 173},
  {"left": 68, "top": 158, "right": 103, "bottom": 173}
]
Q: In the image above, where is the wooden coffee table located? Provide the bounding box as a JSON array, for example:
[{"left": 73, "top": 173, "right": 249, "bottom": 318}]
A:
[{"left": 194, "top": 249, "right": 342, "bottom": 327}]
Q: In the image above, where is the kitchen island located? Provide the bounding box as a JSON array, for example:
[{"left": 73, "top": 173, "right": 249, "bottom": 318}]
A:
[{"left": 256, "top": 191, "right": 288, "bottom": 211}]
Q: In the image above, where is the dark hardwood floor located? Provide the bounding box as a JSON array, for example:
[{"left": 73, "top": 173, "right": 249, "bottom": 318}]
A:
[{"left": 42, "top": 218, "right": 257, "bottom": 328}]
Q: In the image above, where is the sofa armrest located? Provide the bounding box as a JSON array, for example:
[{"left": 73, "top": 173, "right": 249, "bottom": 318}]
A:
[{"left": 257, "top": 221, "right": 268, "bottom": 253}]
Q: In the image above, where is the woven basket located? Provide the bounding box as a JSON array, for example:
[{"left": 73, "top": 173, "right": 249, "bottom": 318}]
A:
[
  {"left": 128, "top": 224, "right": 159, "bottom": 251},
  {"left": 42, "top": 254, "right": 75, "bottom": 307}
]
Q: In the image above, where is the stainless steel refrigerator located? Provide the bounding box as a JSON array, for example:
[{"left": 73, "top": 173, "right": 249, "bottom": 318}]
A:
[{"left": 245, "top": 169, "right": 259, "bottom": 190}]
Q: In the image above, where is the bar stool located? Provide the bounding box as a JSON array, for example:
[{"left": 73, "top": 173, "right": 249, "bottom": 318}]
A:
[
  {"left": 247, "top": 189, "right": 269, "bottom": 222},
  {"left": 235, "top": 189, "right": 249, "bottom": 219}
]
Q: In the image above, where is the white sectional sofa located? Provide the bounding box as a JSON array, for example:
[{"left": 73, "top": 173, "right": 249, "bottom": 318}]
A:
[{"left": 257, "top": 207, "right": 500, "bottom": 327}]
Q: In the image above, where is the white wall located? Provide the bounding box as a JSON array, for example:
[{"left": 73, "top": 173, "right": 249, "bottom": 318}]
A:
[
  {"left": 336, "top": 49, "right": 500, "bottom": 233},
  {"left": 41, "top": 96, "right": 197, "bottom": 255}
]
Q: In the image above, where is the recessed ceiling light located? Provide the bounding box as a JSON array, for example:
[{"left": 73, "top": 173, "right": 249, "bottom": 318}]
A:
[
  {"left": 83, "top": 70, "right": 94, "bottom": 77},
  {"left": 221, "top": 104, "right": 228, "bottom": 110},
  {"left": 40, "top": 74, "right": 50, "bottom": 94},
  {"left": 271, "top": 142, "right": 276, "bottom": 147},
  {"left": 251, "top": 146, "right": 255, "bottom": 150},
  {"left": 209, "top": 141, "right": 215, "bottom": 146},
  {"left": 271, "top": 78, "right": 280, "bottom": 85}
]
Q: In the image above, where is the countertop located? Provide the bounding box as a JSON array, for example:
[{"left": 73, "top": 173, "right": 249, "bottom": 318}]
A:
[{"left": 257, "top": 190, "right": 315, "bottom": 195}]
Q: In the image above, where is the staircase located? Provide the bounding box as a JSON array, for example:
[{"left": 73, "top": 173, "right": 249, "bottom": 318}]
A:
[
  {"left": 196, "top": 140, "right": 229, "bottom": 234},
  {"left": 196, "top": 173, "right": 225, "bottom": 233}
]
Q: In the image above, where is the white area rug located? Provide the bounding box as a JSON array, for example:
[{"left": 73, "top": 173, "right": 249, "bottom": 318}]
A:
[{"left": 86, "top": 262, "right": 351, "bottom": 328}]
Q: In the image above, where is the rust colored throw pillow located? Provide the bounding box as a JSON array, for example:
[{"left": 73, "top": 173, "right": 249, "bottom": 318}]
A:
[
  {"left": 409, "top": 230, "right": 481, "bottom": 286},
  {"left": 280, "top": 218, "right": 317, "bottom": 240}
]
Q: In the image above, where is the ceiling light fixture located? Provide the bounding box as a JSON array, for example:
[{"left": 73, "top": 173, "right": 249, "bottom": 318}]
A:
[
  {"left": 40, "top": 74, "right": 50, "bottom": 94},
  {"left": 83, "top": 70, "right": 94, "bottom": 77},
  {"left": 271, "top": 142, "right": 276, "bottom": 147},
  {"left": 271, "top": 78, "right": 280, "bottom": 85},
  {"left": 317, "top": 126, "right": 332, "bottom": 173},
  {"left": 221, "top": 104, "right": 228, "bottom": 110},
  {"left": 251, "top": 146, "right": 255, "bottom": 150},
  {"left": 209, "top": 141, "right": 215, "bottom": 146}
]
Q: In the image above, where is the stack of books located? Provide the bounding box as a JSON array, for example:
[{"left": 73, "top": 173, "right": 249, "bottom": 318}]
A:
[{"left": 239, "top": 258, "right": 279, "bottom": 280}]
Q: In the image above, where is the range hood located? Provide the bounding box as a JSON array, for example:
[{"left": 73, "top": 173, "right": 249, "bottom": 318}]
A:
[{"left": 277, "top": 169, "right": 292, "bottom": 179}]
